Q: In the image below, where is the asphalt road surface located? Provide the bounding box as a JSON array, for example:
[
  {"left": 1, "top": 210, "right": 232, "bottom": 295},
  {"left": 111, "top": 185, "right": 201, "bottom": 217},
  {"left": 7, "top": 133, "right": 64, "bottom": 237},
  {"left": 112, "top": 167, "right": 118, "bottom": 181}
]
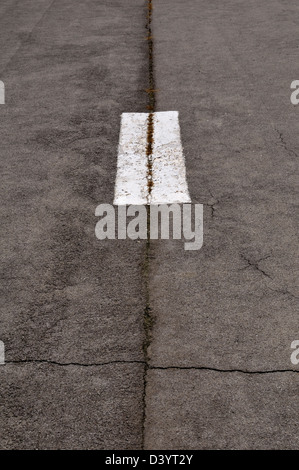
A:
[{"left": 0, "top": 0, "right": 298, "bottom": 450}]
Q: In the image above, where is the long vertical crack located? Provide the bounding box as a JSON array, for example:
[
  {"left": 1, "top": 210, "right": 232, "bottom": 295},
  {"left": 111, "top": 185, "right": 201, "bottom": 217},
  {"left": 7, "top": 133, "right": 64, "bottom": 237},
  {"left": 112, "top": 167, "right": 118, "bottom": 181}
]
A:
[
  {"left": 142, "top": 0, "right": 155, "bottom": 450},
  {"left": 146, "top": 112, "right": 154, "bottom": 201},
  {"left": 145, "top": 0, "right": 156, "bottom": 203}
]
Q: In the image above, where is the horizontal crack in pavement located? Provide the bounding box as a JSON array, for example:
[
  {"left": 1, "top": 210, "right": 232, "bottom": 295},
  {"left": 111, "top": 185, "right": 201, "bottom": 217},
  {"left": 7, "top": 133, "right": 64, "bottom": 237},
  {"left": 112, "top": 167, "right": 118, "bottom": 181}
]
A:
[
  {"left": 5, "top": 359, "right": 146, "bottom": 367},
  {"left": 149, "top": 366, "right": 299, "bottom": 374},
  {"left": 4, "top": 361, "right": 299, "bottom": 374}
]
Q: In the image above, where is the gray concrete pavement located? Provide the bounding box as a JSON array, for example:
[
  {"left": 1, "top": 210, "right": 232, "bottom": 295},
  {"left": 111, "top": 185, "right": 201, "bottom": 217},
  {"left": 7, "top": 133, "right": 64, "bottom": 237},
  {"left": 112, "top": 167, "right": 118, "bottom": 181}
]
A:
[{"left": 0, "top": 0, "right": 298, "bottom": 450}]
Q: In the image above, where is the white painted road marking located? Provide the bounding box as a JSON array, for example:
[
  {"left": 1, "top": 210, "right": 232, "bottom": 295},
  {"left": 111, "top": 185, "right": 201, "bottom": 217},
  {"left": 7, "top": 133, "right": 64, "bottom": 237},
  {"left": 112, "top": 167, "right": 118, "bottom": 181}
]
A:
[
  {"left": 0, "top": 341, "right": 4, "bottom": 365},
  {"left": 113, "top": 111, "right": 191, "bottom": 205},
  {"left": 114, "top": 113, "right": 148, "bottom": 205},
  {"left": 151, "top": 111, "right": 191, "bottom": 204},
  {"left": 0, "top": 81, "right": 4, "bottom": 104}
]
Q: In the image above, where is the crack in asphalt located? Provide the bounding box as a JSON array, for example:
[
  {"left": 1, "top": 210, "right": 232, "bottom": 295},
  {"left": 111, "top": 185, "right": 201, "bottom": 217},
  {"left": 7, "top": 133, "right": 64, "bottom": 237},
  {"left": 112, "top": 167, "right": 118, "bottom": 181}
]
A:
[
  {"left": 267, "top": 286, "right": 299, "bottom": 300},
  {"left": 145, "top": 0, "right": 155, "bottom": 203},
  {"left": 5, "top": 359, "right": 146, "bottom": 367},
  {"left": 240, "top": 253, "right": 272, "bottom": 279},
  {"left": 4, "top": 360, "right": 299, "bottom": 375},
  {"left": 239, "top": 255, "right": 298, "bottom": 299},
  {"left": 148, "top": 366, "right": 299, "bottom": 374},
  {"left": 146, "top": 112, "right": 154, "bottom": 200},
  {"left": 207, "top": 190, "right": 219, "bottom": 218},
  {"left": 141, "top": 0, "right": 155, "bottom": 451},
  {"left": 276, "top": 129, "right": 299, "bottom": 159},
  {"left": 145, "top": 0, "right": 155, "bottom": 113}
]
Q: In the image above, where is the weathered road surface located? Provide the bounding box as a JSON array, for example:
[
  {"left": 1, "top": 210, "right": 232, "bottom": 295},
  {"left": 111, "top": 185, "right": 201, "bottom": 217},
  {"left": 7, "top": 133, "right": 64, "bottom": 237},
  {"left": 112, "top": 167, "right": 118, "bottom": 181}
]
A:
[
  {"left": 0, "top": 0, "right": 298, "bottom": 450},
  {"left": 145, "top": 0, "right": 299, "bottom": 450},
  {"left": 0, "top": 0, "right": 147, "bottom": 449}
]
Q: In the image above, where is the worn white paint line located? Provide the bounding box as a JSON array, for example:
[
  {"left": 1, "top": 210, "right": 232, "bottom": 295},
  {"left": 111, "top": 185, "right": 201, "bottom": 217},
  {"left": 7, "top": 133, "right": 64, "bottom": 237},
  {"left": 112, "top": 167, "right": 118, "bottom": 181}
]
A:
[
  {"left": 150, "top": 111, "right": 191, "bottom": 204},
  {"left": 113, "top": 113, "right": 148, "bottom": 205},
  {"left": 113, "top": 111, "right": 191, "bottom": 205}
]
